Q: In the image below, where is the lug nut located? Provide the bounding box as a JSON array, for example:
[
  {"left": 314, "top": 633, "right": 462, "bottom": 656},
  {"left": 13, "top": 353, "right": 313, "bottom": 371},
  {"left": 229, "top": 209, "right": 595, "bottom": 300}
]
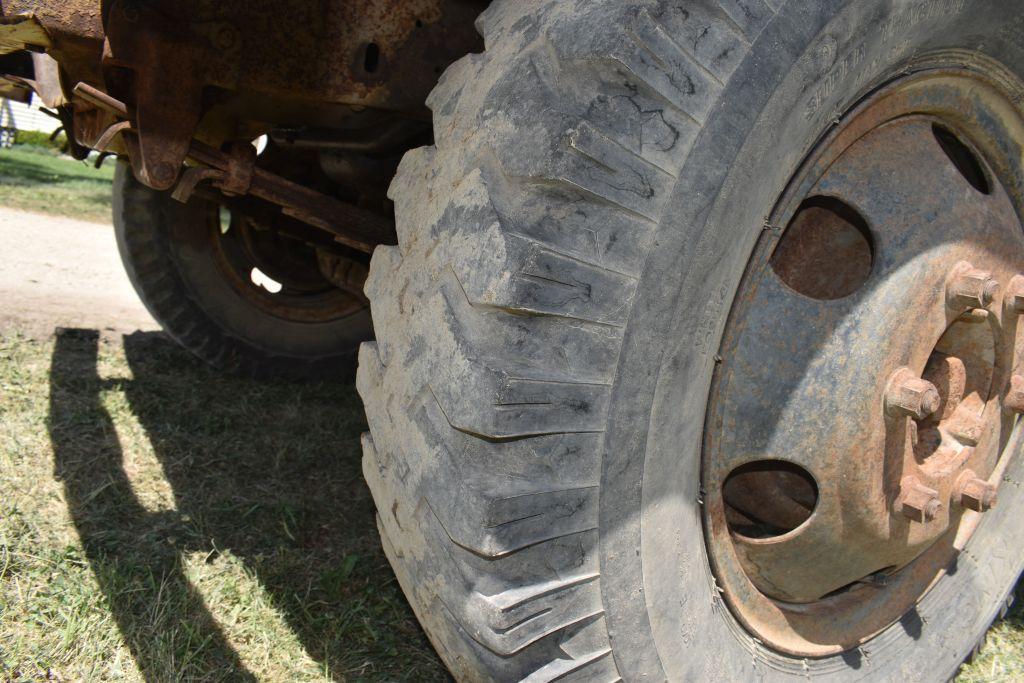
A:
[
  {"left": 886, "top": 368, "right": 941, "bottom": 420},
  {"left": 1006, "top": 374, "right": 1024, "bottom": 415},
  {"left": 956, "top": 470, "right": 998, "bottom": 512},
  {"left": 898, "top": 477, "right": 942, "bottom": 523},
  {"left": 947, "top": 262, "right": 1000, "bottom": 310},
  {"left": 1007, "top": 275, "right": 1024, "bottom": 314}
]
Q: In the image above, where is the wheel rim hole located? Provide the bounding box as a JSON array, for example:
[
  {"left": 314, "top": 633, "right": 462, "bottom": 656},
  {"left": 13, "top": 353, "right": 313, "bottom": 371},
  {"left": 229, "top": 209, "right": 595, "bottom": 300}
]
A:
[
  {"left": 932, "top": 124, "right": 991, "bottom": 194},
  {"left": 219, "top": 207, "right": 232, "bottom": 234},
  {"left": 250, "top": 267, "right": 284, "bottom": 294},
  {"left": 363, "top": 43, "right": 381, "bottom": 73},
  {"left": 252, "top": 134, "right": 268, "bottom": 156},
  {"left": 770, "top": 196, "right": 873, "bottom": 300},
  {"left": 723, "top": 460, "right": 818, "bottom": 539}
]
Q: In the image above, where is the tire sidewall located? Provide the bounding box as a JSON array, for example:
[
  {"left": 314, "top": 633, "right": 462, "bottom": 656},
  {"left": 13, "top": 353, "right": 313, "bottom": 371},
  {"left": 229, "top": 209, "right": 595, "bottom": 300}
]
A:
[{"left": 600, "top": 1, "right": 1024, "bottom": 680}]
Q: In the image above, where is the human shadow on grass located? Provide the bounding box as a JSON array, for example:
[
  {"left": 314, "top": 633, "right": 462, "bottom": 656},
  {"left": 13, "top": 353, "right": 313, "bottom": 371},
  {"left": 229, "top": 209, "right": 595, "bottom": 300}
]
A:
[{"left": 48, "top": 328, "right": 445, "bottom": 681}]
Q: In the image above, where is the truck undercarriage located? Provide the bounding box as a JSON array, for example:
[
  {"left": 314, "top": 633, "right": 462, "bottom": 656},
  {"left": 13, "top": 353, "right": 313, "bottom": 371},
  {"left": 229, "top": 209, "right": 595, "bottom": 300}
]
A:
[{"left": 0, "top": 0, "right": 485, "bottom": 251}]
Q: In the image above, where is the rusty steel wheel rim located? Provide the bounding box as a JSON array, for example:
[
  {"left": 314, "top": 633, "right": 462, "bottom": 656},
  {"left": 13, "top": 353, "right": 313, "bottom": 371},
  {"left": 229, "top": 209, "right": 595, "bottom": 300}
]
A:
[
  {"left": 210, "top": 206, "right": 368, "bottom": 324},
  {"left": 703, "top": 66, "right": 1024, "bottom": 657}
]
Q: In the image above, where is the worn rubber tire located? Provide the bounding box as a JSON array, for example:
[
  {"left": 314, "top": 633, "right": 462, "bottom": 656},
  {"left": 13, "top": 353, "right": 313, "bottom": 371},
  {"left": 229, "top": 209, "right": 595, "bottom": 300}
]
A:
[
  {"left": 359, "top": 1, "right": 1024, "bottom": 680},
  {"left": 113, "top": 162, "right": 373, "bottom": 379}
]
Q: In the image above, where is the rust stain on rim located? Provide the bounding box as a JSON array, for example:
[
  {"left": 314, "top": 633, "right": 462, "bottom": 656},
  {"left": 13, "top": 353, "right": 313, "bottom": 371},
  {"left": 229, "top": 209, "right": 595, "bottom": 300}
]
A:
[{"left": 703, "top": 66, "right": 1024, "bottom": 656}]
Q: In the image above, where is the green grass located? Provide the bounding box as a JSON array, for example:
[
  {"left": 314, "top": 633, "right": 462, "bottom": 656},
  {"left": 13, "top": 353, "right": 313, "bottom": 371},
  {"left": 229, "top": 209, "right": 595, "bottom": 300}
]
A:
[
  {"left": 959, "top": 592, "right": 1024, "bottom": 682},
  {"left": 0, "top": 330, "right": 448, "bottom": 681},
  {"left": 1, "top": 328, "right": 1022, "bottom": 681},
  {"left": 0, "top": 145, "right": 114, "bottom": 223}
]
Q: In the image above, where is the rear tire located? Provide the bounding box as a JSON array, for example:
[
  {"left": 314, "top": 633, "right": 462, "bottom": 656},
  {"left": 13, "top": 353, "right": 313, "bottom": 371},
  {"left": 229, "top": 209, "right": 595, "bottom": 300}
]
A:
[
  {"left": 113, "top": 162, "right": 373, "bottom": 379},
  {"left": 360, "top": 1, "right": 1024, "bottom": 680}
]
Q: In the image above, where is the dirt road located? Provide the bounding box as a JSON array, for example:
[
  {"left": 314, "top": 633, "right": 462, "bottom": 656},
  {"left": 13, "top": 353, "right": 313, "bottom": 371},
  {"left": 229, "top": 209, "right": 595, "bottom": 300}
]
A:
[{"left": 0, "top": 207, "right": 158, "bottom": 337}]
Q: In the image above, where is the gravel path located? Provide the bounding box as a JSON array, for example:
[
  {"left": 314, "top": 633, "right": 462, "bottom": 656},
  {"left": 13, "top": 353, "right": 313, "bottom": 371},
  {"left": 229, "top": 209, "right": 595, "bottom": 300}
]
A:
[{"left": 0, "top": 207, "right": 158, "bottom": 337}]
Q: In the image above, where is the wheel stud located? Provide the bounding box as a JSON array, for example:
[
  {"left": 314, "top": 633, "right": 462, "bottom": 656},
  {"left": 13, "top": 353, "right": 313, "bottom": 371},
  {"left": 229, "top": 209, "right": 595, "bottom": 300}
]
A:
[
  {"left": 898, "top": 477, "right": 942, "bottom": 523},
  {"left": 947, "top": 262, "right": 1000, "bottom": 310},
  {"left": 886, "top": 368, "right": 941, "bottom": 420},
  {"left": 956, "top": 470, "right": 998, "bottom": 512}
]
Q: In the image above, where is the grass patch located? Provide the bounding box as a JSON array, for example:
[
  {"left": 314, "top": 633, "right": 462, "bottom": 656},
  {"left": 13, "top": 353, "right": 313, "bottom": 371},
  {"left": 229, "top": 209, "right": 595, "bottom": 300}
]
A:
[
  {"left": 959, "top": 586, "right": 1024, "bottom": 682},
  {"left": 0, "top": 145, "right": 114, "bottom": 223},
  {"left": 0, "top": 330, "right": 447, "bottom": 681}
]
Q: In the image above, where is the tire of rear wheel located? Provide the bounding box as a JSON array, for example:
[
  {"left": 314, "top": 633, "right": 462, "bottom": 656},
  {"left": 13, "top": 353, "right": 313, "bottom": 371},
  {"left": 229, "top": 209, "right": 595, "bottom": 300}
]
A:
[
  {"left": 360, "top": 1, "right": 1024, "bottom": 680},
  {"left": 112, "top": 161, "right": 373, "bottom": 379}
]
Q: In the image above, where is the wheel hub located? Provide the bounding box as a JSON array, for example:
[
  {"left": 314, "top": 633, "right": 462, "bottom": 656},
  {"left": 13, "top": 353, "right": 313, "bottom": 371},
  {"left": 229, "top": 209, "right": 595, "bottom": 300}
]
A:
[
  {"left": 704, "top": 69, "right": 1024, "bottom": 655},
  {"left": 211, "top": 208, "right": 367, "bottom": 323}
]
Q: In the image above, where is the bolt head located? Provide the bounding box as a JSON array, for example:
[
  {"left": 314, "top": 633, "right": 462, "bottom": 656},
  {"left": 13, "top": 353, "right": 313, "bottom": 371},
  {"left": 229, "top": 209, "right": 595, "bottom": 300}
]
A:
[
  {"left": 899, "top": 477, "right": 942, "bottom": 523},
  {"left": 947, "top": 262, "right": 1000, "bottom": 310},
  {"left": 886, "top": 368, "right": 941, "bottom": 420},
  {"left": 142, "top": 162, "right": 178, "bottom": 191},
  {"left": 957, "top": 471, "right": 998, "bottom": 512}
]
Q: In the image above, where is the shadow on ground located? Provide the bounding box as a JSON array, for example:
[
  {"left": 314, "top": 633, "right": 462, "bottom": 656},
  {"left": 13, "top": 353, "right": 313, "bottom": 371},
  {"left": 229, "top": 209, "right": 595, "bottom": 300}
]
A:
[
  {"left": 43, "top": 328, "right": 1024, "bottom": 681},
  {"left": 46, "top": 328, "right": 446, "bottom": 681}
]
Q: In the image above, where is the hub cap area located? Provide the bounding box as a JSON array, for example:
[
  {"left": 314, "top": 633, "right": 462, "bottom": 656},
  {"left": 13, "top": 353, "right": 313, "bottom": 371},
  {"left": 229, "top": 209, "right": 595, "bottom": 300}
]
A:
[
  {"left": 704, "top": 70, "right": 1024, "bottom": 655},
  {"left": 211, "top": 207, "right": 368, "bottom": 323}
]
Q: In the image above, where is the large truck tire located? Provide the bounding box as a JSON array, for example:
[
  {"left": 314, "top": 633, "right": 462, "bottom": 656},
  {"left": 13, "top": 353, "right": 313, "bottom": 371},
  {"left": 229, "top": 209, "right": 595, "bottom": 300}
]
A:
[
  {"left": 113, "top": 161, "right": 373, "bottom": 379},
  {"left": 359, "top": 1, "right": 1024, "bottom": 680}
]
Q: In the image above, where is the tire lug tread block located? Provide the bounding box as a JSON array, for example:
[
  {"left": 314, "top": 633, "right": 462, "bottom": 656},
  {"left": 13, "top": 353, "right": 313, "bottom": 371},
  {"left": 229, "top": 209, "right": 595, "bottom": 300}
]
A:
[{"left": 358, "top": 1, "right": 751, "bottom": 678}]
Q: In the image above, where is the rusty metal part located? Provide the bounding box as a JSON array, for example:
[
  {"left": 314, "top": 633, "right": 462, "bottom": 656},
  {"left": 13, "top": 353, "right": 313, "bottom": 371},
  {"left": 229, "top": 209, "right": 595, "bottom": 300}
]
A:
[
  {"left": 947, "top": 262, "right": 1000, "bottom": 310},
  {"left": 272, "top": 118, "right": 427, "bottom": 154},
  {"left": 1007, "top": 275, "right": 1024, "bottom": 314},
  {"left": 0, "top": 2, "right": 104, "bottom": 95},
  {"left": 317, "top": 250, "right": 370, "bottom": 303},
  {"left": 72, "top": 82, "right": 125, "bottom": 117},
  {"left": 172, "top": 167, "right": 224, "bottom": 204},
  {"left": 955, "top": 470, "right": 998, "bottom": 512},
  {"left": 1005, "top": 374, "right": 1024, "bottom": 414},
  {"left": 704, "top": 69, "right": 1024, "bottom": 656},
  {"left": 101, "top": 1, "right": 209, "bottom": 189},
  {"left": 218, "top": 142, "right": 257, "bottom": 196},
  {"left": 947, "top": 413, "right": 985, "bottom": 447},
  {"left": 922, "top": 353, "right": 967, "bottom": 420},
  {"left": 898, "top": 477, "right": 942, "bottom": 523},
  {"left": 0, "top": 13, "right": 53, "bottom": 52},
  {"left": 885, "top": 368, "right": 941, "bottom": 420},
  {"left": 29, "top": 52, "right": 61, "bottom": 106},
  {"left": 1, "top": 0, "right": 484, "bottom": 189},
  {"left": 92, "top": 119, "right": 132, "bottom": 152},
  {"left": 1, "top": 52, "right": 65, "bottom": 107},
  {"left": 74, "top": 82, "right": 395, "bottom": 252},
  {"left": 193, "top": 187, "right": 361, "bottom": 257}
]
